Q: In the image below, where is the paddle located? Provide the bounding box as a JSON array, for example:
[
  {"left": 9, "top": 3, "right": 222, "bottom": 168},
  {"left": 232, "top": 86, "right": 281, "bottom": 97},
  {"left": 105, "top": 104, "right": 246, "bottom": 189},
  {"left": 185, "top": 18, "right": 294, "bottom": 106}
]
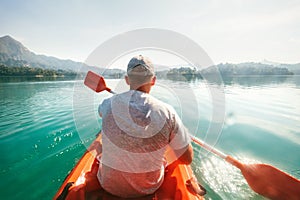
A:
[
  {"left": 84, "top": 71, "right": 300, "bottom": 200},
  {"left": 191, "top": 136, "right": 300, "bottom": 200}
]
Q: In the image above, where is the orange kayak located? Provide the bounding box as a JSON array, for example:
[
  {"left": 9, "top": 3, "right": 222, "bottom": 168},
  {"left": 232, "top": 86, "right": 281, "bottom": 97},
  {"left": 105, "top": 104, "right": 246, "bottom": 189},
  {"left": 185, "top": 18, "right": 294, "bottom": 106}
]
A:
[{"left": 53, "top": 134, "right": 205, "bottom": 200}]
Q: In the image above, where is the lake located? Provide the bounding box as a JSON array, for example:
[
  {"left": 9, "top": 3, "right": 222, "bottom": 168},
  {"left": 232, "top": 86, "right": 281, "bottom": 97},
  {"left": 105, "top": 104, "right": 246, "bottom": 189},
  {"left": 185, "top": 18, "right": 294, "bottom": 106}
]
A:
[{"left": 0, "top": 75, "right": 299, "bottom": 199}]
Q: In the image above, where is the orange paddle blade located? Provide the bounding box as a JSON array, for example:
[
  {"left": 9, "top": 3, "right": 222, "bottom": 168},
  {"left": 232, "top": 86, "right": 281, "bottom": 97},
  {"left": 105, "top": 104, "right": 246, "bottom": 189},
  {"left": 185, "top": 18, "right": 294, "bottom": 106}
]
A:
[
  {"left": 84, "top": 71, "right": 111, "bottom": 93},
  {"left": 226, "top": 156, "right": 300, "bottom": 200},
  {"left": 192, "top": 137, "right": 300, "bottom": 199}
]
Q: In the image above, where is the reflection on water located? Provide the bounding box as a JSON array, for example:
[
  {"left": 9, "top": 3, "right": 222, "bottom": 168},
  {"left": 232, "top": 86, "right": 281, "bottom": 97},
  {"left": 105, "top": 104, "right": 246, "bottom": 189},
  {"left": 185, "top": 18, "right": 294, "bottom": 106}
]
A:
[{"left": 221, "top": 75, "right": 300, "bottom": 87}]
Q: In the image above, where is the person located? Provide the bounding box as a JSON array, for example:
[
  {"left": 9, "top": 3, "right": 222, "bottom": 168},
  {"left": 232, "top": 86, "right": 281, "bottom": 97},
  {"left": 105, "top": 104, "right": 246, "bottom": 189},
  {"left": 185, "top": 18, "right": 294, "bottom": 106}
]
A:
[{"left": 97, "top": 55, "right": 194, "bottom": 198}]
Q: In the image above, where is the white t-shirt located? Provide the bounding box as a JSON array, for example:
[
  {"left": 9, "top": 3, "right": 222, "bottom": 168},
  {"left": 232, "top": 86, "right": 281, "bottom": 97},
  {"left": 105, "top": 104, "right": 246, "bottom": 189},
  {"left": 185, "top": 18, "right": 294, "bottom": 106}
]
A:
[{"left": 97, "top": 90, "right": 191, "bottom": 198}]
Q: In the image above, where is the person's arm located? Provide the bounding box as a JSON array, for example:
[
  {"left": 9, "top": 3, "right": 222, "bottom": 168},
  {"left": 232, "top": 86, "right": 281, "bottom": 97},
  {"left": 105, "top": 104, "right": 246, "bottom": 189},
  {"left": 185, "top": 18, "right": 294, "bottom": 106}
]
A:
[
  {"left": 167, "top": 108, "right": 194, "bottom": 164},
  {"left": 176, "top": 144, "right": 193, "bottom": 164}
]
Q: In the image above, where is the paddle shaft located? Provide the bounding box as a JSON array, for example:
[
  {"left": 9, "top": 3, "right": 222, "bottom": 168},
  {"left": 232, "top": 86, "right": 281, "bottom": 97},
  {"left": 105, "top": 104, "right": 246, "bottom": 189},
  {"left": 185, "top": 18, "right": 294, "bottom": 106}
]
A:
[
  {"left": 191, "top": 137, "right": 243, "bottom": 169},
  {"left": 191, "top": 137, "right": 226, "bottom": 159}
]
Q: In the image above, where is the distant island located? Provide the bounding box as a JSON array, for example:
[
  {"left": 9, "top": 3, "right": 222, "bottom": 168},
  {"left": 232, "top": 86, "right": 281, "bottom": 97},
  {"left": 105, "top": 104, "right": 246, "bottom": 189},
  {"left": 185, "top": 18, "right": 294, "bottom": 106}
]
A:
[
  {"left": 155, "top": 63, "right": 295, "bottom": 79},
  {"left": 202, "top": 62, "right": 295, "bottom": 76},
  {"left": 0, "top": 35, "right": 299, "bottom": 79}
]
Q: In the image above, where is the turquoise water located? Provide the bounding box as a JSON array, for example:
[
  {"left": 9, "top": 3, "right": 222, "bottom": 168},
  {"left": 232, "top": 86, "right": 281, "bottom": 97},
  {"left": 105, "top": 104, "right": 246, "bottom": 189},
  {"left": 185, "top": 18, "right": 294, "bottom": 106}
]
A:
[{"left": 0, "top": 76, "right": 299, "bottom": 199}]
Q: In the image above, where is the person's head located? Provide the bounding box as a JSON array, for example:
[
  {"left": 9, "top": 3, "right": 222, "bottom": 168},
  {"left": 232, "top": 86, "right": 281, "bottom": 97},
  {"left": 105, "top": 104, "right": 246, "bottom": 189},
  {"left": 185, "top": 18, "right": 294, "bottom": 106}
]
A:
[{"left": 125, "top": 55, "right": 156, "bottom": 92}]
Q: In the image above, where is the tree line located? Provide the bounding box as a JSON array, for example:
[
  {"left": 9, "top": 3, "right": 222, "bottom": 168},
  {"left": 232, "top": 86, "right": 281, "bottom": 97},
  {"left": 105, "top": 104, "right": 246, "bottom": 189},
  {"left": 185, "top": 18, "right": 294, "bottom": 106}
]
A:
[
  {"left": 0, "top": 65, "right": 77, "bottom": 77},
  {"left": 164, "top": 65, "right": 294, "bottom": 77}
]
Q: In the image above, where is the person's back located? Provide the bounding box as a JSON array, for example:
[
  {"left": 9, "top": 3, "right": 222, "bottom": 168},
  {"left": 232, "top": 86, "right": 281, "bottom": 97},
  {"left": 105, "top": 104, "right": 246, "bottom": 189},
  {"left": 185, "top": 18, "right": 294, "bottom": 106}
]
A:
[{"left": 97, "top": 55, "right": 193, "bottom": 198}]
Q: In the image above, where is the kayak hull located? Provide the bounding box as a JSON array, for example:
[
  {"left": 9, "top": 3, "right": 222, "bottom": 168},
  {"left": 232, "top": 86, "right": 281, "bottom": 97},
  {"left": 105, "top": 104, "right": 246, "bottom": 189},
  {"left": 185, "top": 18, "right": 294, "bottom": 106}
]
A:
[{"left": 53, "top": 134, "right": 204, "bottom": 200}]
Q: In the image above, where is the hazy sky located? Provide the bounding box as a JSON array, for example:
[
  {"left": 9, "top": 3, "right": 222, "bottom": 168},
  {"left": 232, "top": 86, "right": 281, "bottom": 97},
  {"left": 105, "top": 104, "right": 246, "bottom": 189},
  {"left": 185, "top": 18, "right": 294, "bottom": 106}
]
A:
[{"left": 0, "top": 0, "right": 299, "bottom": 65}]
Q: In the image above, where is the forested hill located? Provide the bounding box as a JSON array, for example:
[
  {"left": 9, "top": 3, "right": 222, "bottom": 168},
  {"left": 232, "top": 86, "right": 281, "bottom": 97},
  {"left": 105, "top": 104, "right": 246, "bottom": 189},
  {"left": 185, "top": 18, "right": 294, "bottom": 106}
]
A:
[
  {"left": 0, "top": 35, "right": 124, "bottom": 77},
  {"left": 0, "top": 35, "right": 86, "bottom": 71},
  {"left": 202, "top": 62, "right": 297, "bottom": 76},
  {"left": 0, "top": 64, "right": 77, "bottom": 77}
]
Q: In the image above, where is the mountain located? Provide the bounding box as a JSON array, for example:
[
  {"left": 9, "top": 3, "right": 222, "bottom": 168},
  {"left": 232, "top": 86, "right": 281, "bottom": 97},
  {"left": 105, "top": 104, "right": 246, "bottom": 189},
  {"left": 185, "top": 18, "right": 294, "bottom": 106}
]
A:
[
  {"left": 0, "top": 35, "right": 33, "bottom": 58},
  {"left": 0, "top": 35, "right": 88, "bottom": 71}
]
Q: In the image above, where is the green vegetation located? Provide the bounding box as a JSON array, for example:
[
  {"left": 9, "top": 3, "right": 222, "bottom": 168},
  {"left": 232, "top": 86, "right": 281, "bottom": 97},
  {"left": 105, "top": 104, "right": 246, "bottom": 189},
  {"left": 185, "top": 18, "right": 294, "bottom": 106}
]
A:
[
  {"left": 165, "top": 67, "right": 203, "bottom": 79},
  {"left": 167, "top": 67, "right": 199, "bottom": 76},
  {"left": 0, "top": 64, "right": 77, "bottom": 77}
]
